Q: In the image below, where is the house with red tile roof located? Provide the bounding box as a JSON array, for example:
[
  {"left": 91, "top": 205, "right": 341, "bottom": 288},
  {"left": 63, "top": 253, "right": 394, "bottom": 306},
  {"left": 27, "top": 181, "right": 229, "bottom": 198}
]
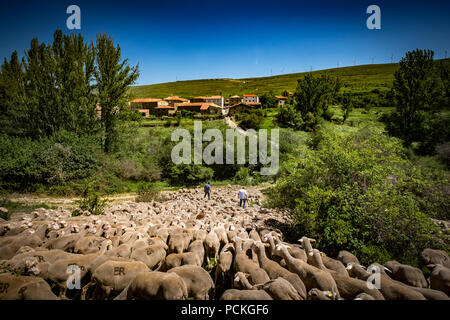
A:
[
  {"left": 177, "top": 102, "right": 222, "bottom": 115},
  {"left": 191, "top": 96, "right": 224, "bottom": 108},
  {"left": 164, "top": 96, "right": 190, "bottom": 106},
  {"left": 275, "top": 95, "right": 288, "bottom": 106},
  {"left": 130, "top": 98, "right": 169, "bottom": 116},
  {"left": 242, "top": 94, "right": 259, "bottom": 104}
]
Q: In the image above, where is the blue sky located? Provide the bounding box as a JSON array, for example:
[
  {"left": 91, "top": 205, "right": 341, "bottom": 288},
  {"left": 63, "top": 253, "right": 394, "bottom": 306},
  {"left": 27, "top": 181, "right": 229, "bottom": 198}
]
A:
[{"left": 0, "top": 0, "right": 449, "bottom": 85}]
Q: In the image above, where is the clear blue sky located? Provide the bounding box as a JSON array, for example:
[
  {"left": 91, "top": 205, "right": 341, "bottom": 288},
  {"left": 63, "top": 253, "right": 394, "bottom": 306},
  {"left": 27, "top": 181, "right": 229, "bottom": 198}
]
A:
[{"left": 1, "top": 0, "right": 449, "bottom": 85}]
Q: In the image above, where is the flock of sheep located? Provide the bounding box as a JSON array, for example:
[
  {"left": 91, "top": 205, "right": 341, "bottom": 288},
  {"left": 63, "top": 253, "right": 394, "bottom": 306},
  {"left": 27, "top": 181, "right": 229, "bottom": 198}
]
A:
[{"left": 0, "top": 186, "right": 449, "bottom": 300}]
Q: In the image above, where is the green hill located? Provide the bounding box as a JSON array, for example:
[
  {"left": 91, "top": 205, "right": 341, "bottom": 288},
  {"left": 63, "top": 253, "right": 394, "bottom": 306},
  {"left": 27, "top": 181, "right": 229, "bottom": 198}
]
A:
[{"left": 130, "top": 63, "right": 400, "bottom": 99}]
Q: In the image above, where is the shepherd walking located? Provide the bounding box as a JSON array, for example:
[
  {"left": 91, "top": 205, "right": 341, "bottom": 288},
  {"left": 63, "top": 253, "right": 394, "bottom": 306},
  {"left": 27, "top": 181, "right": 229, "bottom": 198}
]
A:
[
  {"left": 204, "top": 182, "right": 211, "bottom": 200},
  {"left": 238, "top": 187, "right": 248, "bottom": 209}
]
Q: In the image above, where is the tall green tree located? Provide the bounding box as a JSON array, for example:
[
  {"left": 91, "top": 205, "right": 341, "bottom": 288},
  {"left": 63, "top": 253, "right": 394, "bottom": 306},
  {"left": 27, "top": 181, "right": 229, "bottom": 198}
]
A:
[
  {"left": 385, "top": 49, "right": 444, "bottom": 147},
  {"left": 0, "top": 51, "right": 27, "bottom": 136},
  {"left": 94, "top": 34, "right": 139, "bottom": 152},
  {"left": 0, "top": 30, "right": 98, "bottom": 138},
  {"left": 294, "top": 73, "right": 341, "bottom": 130}
]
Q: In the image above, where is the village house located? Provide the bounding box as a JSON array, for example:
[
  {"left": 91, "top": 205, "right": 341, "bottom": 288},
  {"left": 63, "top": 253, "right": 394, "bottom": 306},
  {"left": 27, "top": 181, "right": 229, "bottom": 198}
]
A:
[
  {"left": 242, "top": 94, "right": 259, "bottom": 104},
  {"left": 228, "top": 102, "right": 262, "bottom": 116},
  {"left": 228, "top": 95, "right": 242, "bottom": 106},
  {"left": 191, "top": 96, "right": 224, "bottom": 108},
  {"left": 164, "top": 96, "right": 190, "bottom": 107},
  {"left": 275, "top": 95, "right": 288, "bottom": 106},
  {"left": 154, "top": 105, "right": 175, "bottom": 117},
  {"left": 130, "top": 98, "right": 169, "bottom": 117},
  {"left": 177, "top": 102, "right": 222, "bottom": 115}
]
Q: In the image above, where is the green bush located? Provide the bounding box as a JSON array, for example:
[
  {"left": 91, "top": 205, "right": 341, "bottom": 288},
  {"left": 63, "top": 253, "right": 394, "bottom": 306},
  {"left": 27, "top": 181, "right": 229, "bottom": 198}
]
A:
[
  {"left": 0, "top": 131, "right": 100, "bottom": 191},
  {"left": 275, "top": 104, "right": 303, "bottom": 130},
  {"left": 265, "top": 126, "right": 448, "bottom": 266},
  {"left": 73, "top": 186, "right": 108, "bottom": 216},
  {"left": 238, "top": 109, "right": 264, "bottom": 130},
  {"left": 135, "top": 182, "right": 162, "bottom": 202},
  {"left": 168, "top": 164, "right": 214, "bottom": 186}
]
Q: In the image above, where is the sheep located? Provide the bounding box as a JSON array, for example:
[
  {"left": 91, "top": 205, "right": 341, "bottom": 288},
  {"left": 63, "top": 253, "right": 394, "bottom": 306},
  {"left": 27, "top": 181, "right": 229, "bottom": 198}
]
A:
[
  {"left": 75, "top": 236, "right": 108, "bottom": 255},
  {"left": 316, "top": 251, "right": 348, "bottom": 276},
  {"left": 309, "top": 249, "right": 384, "bottom": 300},
  {"left": 384, "top": 260, "right": 428, "bottom": 288},
  {"left": 252, "top": 241, "right": 306, "bottom": 299},
  {"left": 204, "top": 230, "right": 221, "bottom": 261},
  {"left": 115, "top": 271, "right": 188, "bottom": 300},
  {"left": 39, "top": 240, "right": 112, "bottom": 298},
  {"left": 213, "top": 225, "right": 228, "bottom": 246},
  {"left": 187, "top": 239, "right": 205, "bottom": 266},
  {"left": 215, "top": 243, "right": 235, "bottom": 286},
  {"left": 234, "top": 272, "right": 301, "bottom": 300},
  {"left": 168, "top": 265, "right": 214, "bottom": 300},
  {"left": 130, "top": 243, "right": 167, "bottom": 270},
  {"left": 337, "top": 250, "right": 360, "bottom": 266},
  {"left": 81, "top": 260, "right": 149, "bottom": 300},
  {"left": 0, "top": 234, "right": 42, "bottom": 260},
  {"left": 346, "top": 263, "right": 426, "bottom": 300},
  {"left": 233, "top": 237, "right": 270, "bottom": 286},
  {"left": 420, "top": 249, "right": 450, "bottom": 269},
  {"left": 167, "top": 233, "right": 192, "bottom": 254},
  {"left": 428, "top": 264, "right": 450, "bottom": 295},
  {"left": 161, "top": 252, "right": 202, "bottom": 271},
  {"left": 354, "top": 293, "right": 376, "bottom": 300},
  {"left": 220, "top": 289, "right": 273, "bottom": 300},
  {"left": 275, "top": 244, "right": 340, "bottom": 299},
  {"left": 308, "top": 288, "right": 333, "bottom": 300},
  {"left": 0, "top": 273, "right": 59, "bottom": 300}
]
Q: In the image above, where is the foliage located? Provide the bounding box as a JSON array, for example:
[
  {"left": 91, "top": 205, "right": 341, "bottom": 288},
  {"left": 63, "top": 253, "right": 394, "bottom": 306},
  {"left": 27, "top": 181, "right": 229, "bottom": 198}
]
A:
[
  {"left": 94, "top": 33, "right": 140, "bottom": 152},
  {"left": 0, "top": 131, "right": 100, "bottom": 191},
  {"left": 168, "top": 164, "right": 214, "bottom": 186},
  {"left": 340, "top": 93, "right": 354, "bottom": 124},
  {"left": 294, "top": 73, "right": 341, "bottom": 131},
  {"left": 135, "top": 182, "right": 162, "bottom": 202},
  {"left": 259, "top": 92, "right": 278, "bottom": 109},
  {"left": 383, "top": 49, "right": 447, "bottom": 151},
  {"left": 265, "top": 126, "right": 448, "bottom": 266},
  {"left": 238, "top": 108, "right": 264, "bottom": 130},
  {"left": 275, "top": 104, "right": 303, "bottom": 130},
  {"left": 73, "top": 186, "right": 108, "bottom": 216},
  {"left": 0, "top": 30, "right": 98, "bottom": 138}
]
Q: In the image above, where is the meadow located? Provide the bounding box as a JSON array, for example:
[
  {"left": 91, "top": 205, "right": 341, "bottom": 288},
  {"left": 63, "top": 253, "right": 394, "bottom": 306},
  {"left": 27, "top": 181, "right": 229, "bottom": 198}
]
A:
[{"left": 130, "top": 63, "right": 399, "bottom": 99}]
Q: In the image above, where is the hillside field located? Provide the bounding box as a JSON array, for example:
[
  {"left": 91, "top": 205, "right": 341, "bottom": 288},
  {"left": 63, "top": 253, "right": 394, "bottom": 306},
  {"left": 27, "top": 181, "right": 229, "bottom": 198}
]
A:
[{"left": 130, "top": 63, "right": 400, "bottom": 99}]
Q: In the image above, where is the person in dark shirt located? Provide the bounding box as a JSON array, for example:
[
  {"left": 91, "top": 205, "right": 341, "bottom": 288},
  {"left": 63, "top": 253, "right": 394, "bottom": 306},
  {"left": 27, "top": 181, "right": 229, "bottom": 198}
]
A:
[{"left": 204, "top": 182, "right": 211, "bottom": 200}]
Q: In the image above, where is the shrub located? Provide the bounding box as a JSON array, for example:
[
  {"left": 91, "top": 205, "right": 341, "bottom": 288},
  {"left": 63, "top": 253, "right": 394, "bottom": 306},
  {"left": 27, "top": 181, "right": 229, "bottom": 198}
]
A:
[
  {"left": 135, "top": 182, "right": 162, "bottom": 202},
  {"left": 73, "top": 186, "right": 108, "bottom": 216},
  {"left": 275, "top": 104, "right": 303, "bottom": 130},
  {"left": 239, "top": 109, "right": 264, "bottom": 130},
  {"left": 265, "top": 126, "right": 448, "bottom": 266},
  {"left": 168, "top": 164, "right": 214, "bottom": 186}
]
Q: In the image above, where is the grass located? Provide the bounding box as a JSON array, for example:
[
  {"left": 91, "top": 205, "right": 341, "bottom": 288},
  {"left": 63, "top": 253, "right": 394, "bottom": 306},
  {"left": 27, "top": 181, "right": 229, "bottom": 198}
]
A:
[{"left": 131, "top": 63, "right": 401, "bottom": 99}]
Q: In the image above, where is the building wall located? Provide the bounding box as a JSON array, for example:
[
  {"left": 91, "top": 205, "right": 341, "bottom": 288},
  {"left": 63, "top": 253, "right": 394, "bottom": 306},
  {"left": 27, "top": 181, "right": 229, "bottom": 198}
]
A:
[{"left": 242, "top": 96, "right": 259, "bottom": 103}]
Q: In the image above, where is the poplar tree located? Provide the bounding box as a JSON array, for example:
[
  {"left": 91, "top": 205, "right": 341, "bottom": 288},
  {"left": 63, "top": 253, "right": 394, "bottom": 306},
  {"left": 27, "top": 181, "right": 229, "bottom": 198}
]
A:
[{"left": 94, "top": 33, "right": 139, "bottom": 152}]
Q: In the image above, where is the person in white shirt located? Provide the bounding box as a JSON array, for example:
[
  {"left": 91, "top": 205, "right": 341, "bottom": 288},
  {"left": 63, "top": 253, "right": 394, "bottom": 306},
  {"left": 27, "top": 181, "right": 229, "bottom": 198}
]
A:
[{"left": 238, "top": 188, "right": 248, "bottom": 209}]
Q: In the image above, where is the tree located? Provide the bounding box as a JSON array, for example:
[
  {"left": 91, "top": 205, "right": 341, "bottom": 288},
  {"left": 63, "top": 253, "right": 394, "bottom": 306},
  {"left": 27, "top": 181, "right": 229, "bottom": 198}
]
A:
[
  {"left": 294, "top": 73, "right": 341, "bottom": 131},
  {"left": 0, "top": 30, "right": 98, "bottom": 138},
  {"left": 385, "top": 49, "right": 443, "bottom": 147},
  {"left": 275, "top": 104, "right": 303, "bottom": 130},
  {"left": 259, "top": 92, "right": 278, "bottom": 109},
  {"left": 94, "top": 34, "right": 139, "bottom": 152}
]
